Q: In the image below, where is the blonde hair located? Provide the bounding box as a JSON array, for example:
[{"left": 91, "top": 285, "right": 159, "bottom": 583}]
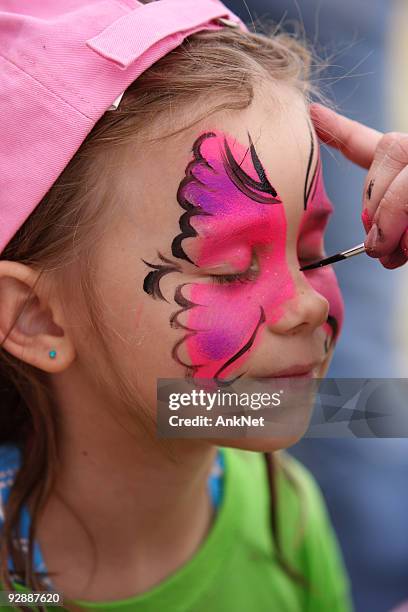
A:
[{"left": 0, "top": 21, "right": 314, "bottom": 606}]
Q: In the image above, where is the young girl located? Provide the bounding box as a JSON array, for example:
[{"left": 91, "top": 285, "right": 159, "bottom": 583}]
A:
[{"left": 0, "top": 1, "right": 352, "bottom": 610}]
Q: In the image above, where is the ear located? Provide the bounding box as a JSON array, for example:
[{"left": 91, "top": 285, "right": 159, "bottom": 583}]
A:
[{"left": 0, "top": 260, "right": 76, "bottom": 373}]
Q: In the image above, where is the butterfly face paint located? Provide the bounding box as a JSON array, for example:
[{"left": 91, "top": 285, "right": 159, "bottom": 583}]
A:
[{"left": 143, "top": 128, "right": 344, "bottom": 382}]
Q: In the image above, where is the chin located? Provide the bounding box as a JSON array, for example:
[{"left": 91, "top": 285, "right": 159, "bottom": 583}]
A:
[{"left": 212, "top": 407, "right": 313, "bottom": 452}]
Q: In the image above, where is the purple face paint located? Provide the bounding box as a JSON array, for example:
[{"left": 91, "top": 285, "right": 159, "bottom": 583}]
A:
[{"left": 171, "top": 131, "right": 295, "bottom": 381}]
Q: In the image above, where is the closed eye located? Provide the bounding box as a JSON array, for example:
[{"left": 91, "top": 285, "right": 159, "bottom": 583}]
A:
[{"left": 209, "top": 251, "right": 260, "bottom": 285}]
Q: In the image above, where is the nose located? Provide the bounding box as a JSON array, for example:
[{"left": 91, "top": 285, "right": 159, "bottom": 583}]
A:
[{"left": 267, "top": 274, "right": 329, "bottom": 336}]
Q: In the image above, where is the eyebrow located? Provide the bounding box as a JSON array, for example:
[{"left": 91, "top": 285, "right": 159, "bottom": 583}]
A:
[
  {"left": 222, "top": 132, "right": 281, "bottom": 205},
  {"left": 304, "top": 122, "right": 319, "bottom": 210}
]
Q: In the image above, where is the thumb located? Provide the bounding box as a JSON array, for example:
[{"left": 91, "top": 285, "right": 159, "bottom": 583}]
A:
[{"left": 310, "top": 103, "right": 383, "bottom": 169}]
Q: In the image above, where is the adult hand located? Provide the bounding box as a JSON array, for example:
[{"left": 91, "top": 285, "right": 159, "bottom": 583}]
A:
[{"left": 310, "top": 103, "right": 408, "bottom": 269}]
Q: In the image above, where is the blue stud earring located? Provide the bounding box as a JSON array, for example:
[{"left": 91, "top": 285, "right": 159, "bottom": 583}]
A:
[{"left": 49, "top": 349, "right": 57, "bottom": 359}]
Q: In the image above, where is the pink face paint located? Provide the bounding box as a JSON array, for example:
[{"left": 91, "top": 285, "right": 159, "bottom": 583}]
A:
[
  {"left": 172, "top": 130, "right": 295, "bottom": 381},
  {"left": 361, "top": 207, "right": 372, "bottom": 233},
  {"left": 298, "top": 155, "right": 344, "bottom": 348}
]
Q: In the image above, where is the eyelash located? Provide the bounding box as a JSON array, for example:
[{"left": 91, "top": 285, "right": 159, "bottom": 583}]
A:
[
  {"left": 210, "top": 253, "right": 259, "bottom": 286},
  {"left": 207, "top": 250, "right": 324, "bottom": 285}
]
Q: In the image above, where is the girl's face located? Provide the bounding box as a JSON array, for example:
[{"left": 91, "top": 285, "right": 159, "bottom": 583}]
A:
[{"left": 93, "top": 82, "right": 344, "bottom": 450}]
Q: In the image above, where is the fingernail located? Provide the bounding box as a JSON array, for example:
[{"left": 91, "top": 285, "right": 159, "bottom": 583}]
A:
[
  {"left": 361, "top": 208, "right": 372, "bottom": 233},
  {"left": 366, "top": 223, "right": 379, "bottom": 253}
]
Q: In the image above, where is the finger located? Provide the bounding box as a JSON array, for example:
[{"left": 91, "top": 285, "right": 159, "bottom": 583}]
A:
[
  {"left": 365, "top": 166, "right": 408, "bottom": 257},
  {"left": 310, "top": 103, "right": 382, "bottom": 169},
  {"left": 379, "top": 250, "right": 407, "bottom": 269},
  {"left": 378, "top": 230, "right": 408, "bottom": 269},
  {"left": 362, "top": 132, "right": 408, "bottom": 226}
]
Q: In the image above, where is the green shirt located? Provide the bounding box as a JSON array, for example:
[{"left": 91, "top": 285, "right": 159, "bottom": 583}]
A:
[{"left": 2, "top": 448, "right": 352, "bottom": 611}]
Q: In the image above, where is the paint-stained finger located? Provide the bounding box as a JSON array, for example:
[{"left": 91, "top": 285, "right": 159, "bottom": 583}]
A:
[
  {"left": 375, "top": 226, "right": 408, "bottom": 269},
  {"left": 378, "top": 228, "right": 408, "bottom": 269},
  {"left": 378, "top": 249, "right": 408, "bottom": 270},
  {"left": 310, "top": 103, "right": 382, "bottom": 169},
  {"left": 364, "top": 167, "right": 408, "bottom": 258},
  {"left": 362, "top": 133, "right": 408, "bottom": 228}
]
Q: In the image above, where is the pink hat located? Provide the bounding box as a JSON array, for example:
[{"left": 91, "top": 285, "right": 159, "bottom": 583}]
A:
[{"left": 0, "top": 0, "right": 247, "bottom": 254}]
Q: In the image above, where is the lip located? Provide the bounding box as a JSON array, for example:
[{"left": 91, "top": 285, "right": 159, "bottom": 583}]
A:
[{"left": 256, "top": 363, "right": 322, "bottom": 378}]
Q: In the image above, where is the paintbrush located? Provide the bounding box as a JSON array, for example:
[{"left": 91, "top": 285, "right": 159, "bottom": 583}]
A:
[{"left": 300, "top": 242, "right": 366, "bottom": 271}]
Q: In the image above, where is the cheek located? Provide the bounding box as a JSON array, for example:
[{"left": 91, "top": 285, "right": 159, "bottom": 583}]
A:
[
  {"left": 304, "top": 267, "right": 344, "bottom": 336},
  {"left": 188, "top": 284, "right": 264, "bottom": 370}
]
